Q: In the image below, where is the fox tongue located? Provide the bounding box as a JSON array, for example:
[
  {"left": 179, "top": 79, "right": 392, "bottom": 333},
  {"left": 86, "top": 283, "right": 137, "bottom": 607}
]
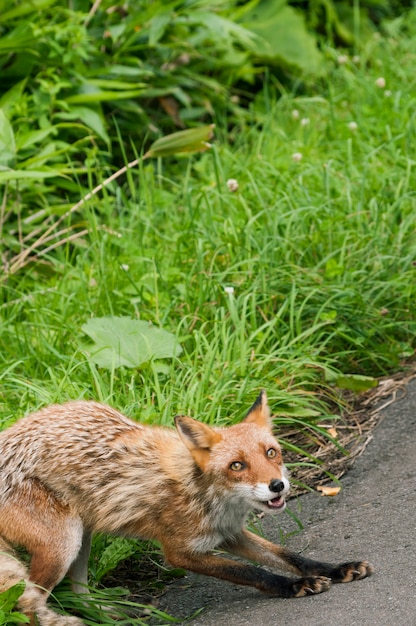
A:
[{"left": 268, "top": 496, "right": 283, "bottom": 508}]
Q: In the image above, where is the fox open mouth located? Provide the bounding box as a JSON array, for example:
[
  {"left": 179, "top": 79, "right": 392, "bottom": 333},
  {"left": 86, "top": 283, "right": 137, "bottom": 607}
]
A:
[{"left": 266, "top": 496, "right": 286, "bottom": 510}]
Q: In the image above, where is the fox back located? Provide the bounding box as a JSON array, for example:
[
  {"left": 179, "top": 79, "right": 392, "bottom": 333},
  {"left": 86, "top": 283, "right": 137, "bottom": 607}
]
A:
[{"left": 0, "top": 392, "right": 288, "bottom": 549}]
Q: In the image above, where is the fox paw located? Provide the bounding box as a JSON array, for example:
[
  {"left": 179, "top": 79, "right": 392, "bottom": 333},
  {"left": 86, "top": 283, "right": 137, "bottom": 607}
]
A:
[
  {"left": 38, "top": 609, "right": 84, "bottom": 626},
  {"left": 293, "top": 575, "right": 332, "bottom": 597},
  {"left": 332, "top": 561, "right": 374, "bottom": 583}
]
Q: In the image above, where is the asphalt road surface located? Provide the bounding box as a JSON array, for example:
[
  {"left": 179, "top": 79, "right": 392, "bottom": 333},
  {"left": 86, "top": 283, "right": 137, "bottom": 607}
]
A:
[{"left": 159, "top": 378, "right": 416, "bottom": 626}]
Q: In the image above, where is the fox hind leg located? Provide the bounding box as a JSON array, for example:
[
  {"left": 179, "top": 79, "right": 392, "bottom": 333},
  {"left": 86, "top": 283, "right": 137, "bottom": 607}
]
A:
[
  {"left": 68, "top": 530, "right": 92, "bottom": 595},
  {"left": 26, "top": 514, "right": 85, "bottom": 593},
  {"left": 0, "top": 537, "right": 83, "bottom": 626},
  {"left": 1, "top": 483, "right": 84, "bottom": 593}
]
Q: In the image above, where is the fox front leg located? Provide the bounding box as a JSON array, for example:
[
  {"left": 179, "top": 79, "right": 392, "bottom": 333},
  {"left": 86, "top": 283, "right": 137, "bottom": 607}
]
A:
[
  {"left": 282, "top": 550, "right": 374, "bottom": 584},
  {"left": 164, "top": 548, "right": 332, "bottom": 598},
  {"left": 225, "top": 529, "right": 373, "bottom": 585}
]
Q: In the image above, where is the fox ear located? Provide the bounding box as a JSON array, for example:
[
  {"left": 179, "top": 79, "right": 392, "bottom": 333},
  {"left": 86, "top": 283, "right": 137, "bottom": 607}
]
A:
[
  {"left": 174, "top": 415, "right": 222, "bottom": 451},
  {"left": 243, "top": 390, "right": 272, "bottom": 429},
  {"left": 175, "top": 416, "right": 222, "bottom": 470}
]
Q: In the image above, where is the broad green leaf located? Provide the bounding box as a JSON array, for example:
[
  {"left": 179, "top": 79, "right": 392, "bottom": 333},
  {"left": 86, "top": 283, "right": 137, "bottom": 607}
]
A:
[
  {"left": 0, "top": 581, "right": 26, "bottom": 612},
  {"left": 0, "top": 0, "right": 55, "bottom": 22},
  {"left": 0, "top": 79, "right": 27, "bottom": 111},
  {"left": 333, "top": 374, "right": 378, "bottom": 393},
  {"left": 16, "top": 127, "right": 57, "bottom": 151},
  {"left": 87, "top": 79, "right": 147, "bottom": 90},
  {"left": 56, "top": 107, "right": 110, "bottom": 145},
  {"left": 274, "top": 405, "right": 320, "bottom": 418},
  {"left": 0, "top": 22, "right": 37, "bottom": 53},
  {"left": 0, "top": 609, "right": 30, "bottom": 624},
  {"left": 243, "top": 1, "right": 322, "bottom": 73},
  {"left": 149, "top": 11, "right": 172, "bottom": 46},
  {"left": 190, "top": 12, "right": 258, "bottom": 50},
  {"left": 102, "top": 22, "right": 125, "bottom": 41},
  {"left": 95, "top": 537, "right": 137, "bottom": 582},
  {"left": 0, "top": 110, "right": 15, "bottom": 167},
  {"left": 325, "top": 258, "right": 343, "bottom": 278},
  {"left": 65, "top": 89, "right": 144, "bottom": 104},
  {"left": 0, "top": 169, "right": 61, "bottom": 182},
  {"left": 82, "top": 316, "right": 182, "bottom": 369},
  {"left": 106, "top": 64, "right": 154, "bottom": 79},
  {"left": 148, "top": 125, "right": 214, "bottom": 157}
]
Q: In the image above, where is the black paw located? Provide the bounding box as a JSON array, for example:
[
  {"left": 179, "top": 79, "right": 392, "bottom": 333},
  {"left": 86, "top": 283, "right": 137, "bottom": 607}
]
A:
[
  {"left": 293, "top": 575, "right": 332, "bottom": 597},
  {"left": 331, "top": 560, "right": 374, "bottom": 583}
]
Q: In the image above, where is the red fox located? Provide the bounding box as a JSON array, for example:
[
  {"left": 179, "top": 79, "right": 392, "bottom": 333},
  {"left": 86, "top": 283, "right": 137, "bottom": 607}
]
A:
[{"left": 0, "top": 391, "right": 372, "bottom": 625}]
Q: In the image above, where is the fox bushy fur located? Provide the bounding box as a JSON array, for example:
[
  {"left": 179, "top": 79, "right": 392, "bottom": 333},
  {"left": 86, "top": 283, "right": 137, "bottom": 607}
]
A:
[{"left": 0, "top": 391, "right": 372, "bottom": 624}]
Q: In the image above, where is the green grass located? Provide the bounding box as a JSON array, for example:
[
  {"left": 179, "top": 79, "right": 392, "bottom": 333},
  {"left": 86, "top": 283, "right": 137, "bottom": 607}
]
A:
[{"left": 1, "top": 14, "right": 416, "bottom": 625}]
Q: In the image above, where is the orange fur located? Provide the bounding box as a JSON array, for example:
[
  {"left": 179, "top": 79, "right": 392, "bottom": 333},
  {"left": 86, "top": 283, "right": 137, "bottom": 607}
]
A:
[{"left": 0, "top": 391, "right": 372, "bottom": 624}]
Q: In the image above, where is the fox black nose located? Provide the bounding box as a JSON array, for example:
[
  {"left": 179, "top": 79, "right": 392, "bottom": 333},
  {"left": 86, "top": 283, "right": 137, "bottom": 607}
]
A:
[{"left": 269, "top": 479, "right": 285, "bottom": 493}]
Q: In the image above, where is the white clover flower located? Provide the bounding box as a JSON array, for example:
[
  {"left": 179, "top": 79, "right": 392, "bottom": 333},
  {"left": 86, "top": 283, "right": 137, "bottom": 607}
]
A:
[
  {"left": 348, "top": 121, "right": 358, "bottom": 131},
  {"left": 121, "top": 264, "right": 129, "bottom": 271},
  {"left": 291, "top": 152, "right": 303, "bottom": 162},
  {"left": 226, "top": 178, "right": 239, "bottom": 193},
  {"left": 300, "top": 117, "right": 310, "bottom": 126},
  {"left": 337, "top": 54, "right": 348, "bottom": 64},
  {"left": 375, "top": 77, "right": 386, "bottom": 88},
  {"left": 224, "top": 286, "right": 235, "bottom": 295},
  {"left": 292, "top": 109, "right": 300, "bottom": 119}
]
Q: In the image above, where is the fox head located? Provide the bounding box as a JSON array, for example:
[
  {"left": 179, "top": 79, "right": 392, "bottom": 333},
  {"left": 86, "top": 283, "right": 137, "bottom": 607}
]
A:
[{"left": 174, "top": 391, "right": 290, "bottom": 513}]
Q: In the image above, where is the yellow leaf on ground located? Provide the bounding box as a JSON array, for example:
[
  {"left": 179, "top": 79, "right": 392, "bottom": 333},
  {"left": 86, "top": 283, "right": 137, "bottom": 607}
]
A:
[{"left": 317, "top": 485, "right": 341, "bottom": 496}]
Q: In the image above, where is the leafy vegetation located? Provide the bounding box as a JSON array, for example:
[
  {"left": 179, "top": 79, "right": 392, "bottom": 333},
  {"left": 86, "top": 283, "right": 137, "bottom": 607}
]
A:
[
  {"left": 0, "top": 583, "right": 29, "bottom": 624},
  {"left": 82, "top": 316, "right": 182, "bottom": 369},
  {"left": 0, "top": 1, "right": 415, "bottom": 623},
  {"left": 0, "top": 0, "right": 413, "bottom": 228}
]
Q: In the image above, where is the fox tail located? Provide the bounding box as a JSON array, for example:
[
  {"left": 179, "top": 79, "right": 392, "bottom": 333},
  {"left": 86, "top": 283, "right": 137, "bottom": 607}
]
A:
[{"left": 0, "top": 538, "right": 82, "bottom": 626}]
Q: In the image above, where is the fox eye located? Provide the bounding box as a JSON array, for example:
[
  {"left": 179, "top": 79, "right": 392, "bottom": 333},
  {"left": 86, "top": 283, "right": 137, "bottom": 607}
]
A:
[
  {"left": 230, "top": 461, "right": 245, "bottom": 471},
  {"left": 266, "top": 448, "right": 277, "bottom": 459}
]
